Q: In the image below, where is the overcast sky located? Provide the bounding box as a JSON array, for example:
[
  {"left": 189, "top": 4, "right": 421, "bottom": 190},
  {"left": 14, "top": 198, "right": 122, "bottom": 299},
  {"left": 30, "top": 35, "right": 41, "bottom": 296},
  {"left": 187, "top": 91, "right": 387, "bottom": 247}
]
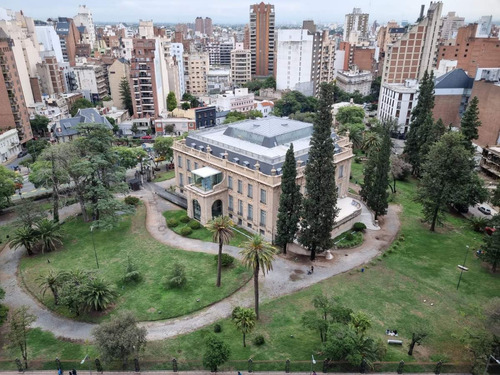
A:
[{"left": 2, "top": 0, "right": 499, "bottom": 25}]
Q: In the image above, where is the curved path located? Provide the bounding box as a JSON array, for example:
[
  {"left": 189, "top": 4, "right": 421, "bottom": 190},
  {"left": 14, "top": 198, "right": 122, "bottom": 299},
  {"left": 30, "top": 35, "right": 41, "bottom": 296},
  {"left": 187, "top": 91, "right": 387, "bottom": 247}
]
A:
[{"left": 0, "top": 184, "right": 400, "bottom": 341}]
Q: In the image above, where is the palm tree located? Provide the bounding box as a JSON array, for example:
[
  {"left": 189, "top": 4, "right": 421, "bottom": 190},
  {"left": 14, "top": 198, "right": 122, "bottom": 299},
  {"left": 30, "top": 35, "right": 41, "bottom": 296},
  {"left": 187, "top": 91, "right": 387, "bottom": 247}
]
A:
[
  {"left": 240, "top": 235, "right": 275, "bottom": 319},
  {"left": 34, "top": 218, "right": 64, "bottom": 253},
  {"left": 81, "top": 278, "right": 117, "bottom": 311},
  {"left": 37, "top": 270, "right": 63, "bottom": 305},
  {"left": 232, "top": 307, "right": 257, "bottom": 347},
  {"left": 9, "top": 226, "right": 37, "bottom": 256},
  {"left": 207, "top": 216, "right": 234, "bottom": 287}
]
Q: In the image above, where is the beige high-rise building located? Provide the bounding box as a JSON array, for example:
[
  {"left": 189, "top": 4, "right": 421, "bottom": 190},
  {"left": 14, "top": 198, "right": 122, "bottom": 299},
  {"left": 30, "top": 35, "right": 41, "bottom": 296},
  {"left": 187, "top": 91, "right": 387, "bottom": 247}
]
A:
[
  {"left": 183, "top": 52, "right": 209, "bottom": 96},
  {"left": 249, "top": 2, "right": 275, "bottom": 77},
  {"left": 108, "top": 58, "right": 130, "bottom": 109},
  {"left": 231, "top": 49, "right": 252, "bottom": 87}
]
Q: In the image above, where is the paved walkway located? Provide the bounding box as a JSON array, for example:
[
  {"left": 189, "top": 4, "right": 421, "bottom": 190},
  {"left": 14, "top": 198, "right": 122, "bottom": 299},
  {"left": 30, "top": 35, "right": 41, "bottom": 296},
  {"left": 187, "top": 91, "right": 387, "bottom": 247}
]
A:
[{"left": 0, "top": 183, "right": 401, "bottom": 341}]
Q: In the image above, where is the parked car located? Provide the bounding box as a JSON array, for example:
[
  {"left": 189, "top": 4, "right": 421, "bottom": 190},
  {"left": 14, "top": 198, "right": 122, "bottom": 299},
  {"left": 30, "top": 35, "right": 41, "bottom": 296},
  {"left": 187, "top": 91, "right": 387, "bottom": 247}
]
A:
[
  {"left": 17, "top": 150, "right": 28, "bottom": 158},
  {"left": 478, "top": 205, "right": 492, "bottom": 215}
]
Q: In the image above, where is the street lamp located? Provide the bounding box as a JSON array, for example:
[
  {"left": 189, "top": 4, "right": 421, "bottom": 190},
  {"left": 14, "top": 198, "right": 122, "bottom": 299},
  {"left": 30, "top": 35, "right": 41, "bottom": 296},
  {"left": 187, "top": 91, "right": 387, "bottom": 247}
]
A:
[
  {"left": 456, "top": 245, "right": 469, "bottom": 290},
  {"left": 483, "top": 355, "right": 500, "bottom": 375},
  {"left": 90, "top": 226, "right": 99, "bottom": 269}
]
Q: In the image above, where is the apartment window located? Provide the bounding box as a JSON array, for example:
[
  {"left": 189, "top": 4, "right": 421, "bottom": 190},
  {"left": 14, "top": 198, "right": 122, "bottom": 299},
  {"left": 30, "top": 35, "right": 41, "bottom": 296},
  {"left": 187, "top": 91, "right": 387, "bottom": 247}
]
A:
[
  {"left": 248, "top": 204, "right": 253, "bottom": 220},
  {"left": 228, "top": 176, "right": 233, "bottom": 189},
  {"left": 339, "top": 165, "right": 344, "bottom": 178},
  {"left": 177, "top": 155, "right": 182, "bottom": 168},
  {"left": 260, "top": 209, "right": 266, "bottom": 226},
  {"left": 187, "top": 159, "right": 191, "bottom": 171},
  {"left": 237, "top": 180, "right": 243, "bottom": 194},
  {"left": 228, "top": 195, "right": 234, "bottom": 211},
  {"left": 238, "top": 199, "right": 243, "bottom": 215},
  {"left": 260, "top": 189, "right": 267, "bottom": 204},
  {"left": 179, "top": 173, "right": 184, "bottom": 187},
  {"left": 248, "top": 183, "right": 253, "bottom": 198}
]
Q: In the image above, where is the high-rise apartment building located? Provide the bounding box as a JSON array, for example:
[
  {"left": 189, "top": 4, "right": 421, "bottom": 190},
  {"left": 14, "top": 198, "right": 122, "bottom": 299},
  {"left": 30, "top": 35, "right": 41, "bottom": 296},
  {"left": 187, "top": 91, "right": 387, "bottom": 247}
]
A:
[
  {"left": 249, "top": 2, "right": 275, "bottom": 77},
  {"left": 183, "top": 52, "right": 209, "bottom": 96},
  {"left": 73, "top": 5, "right": 96, "bottom": 47},
  {"left": 343, "top": 8, "right": 369, "bottom": 42},
  {"left": 0, "top": 30, "right": 33, "bottom": 143},
  {"left": 231, "top": 48, "right": 252, "bottom": 87},
  {"left": 440, "top": 12, "right": 465, "bottom": 40},
  {"left": 381, "top": 1, "right": 443, "bottom": 84}
]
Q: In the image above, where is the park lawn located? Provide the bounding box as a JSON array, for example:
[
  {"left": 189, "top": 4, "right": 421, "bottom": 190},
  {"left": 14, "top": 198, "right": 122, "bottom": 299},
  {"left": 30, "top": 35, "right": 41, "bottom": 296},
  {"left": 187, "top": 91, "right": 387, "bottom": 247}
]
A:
[
  {"left": 163, "top": 210, "right": 253, "bottom": 247},
  {"left": 153, "top": 170, "right": 175, "bottom": 182},
  {"left": 19, "top": 205, "right": 252, "bottom": 323}
]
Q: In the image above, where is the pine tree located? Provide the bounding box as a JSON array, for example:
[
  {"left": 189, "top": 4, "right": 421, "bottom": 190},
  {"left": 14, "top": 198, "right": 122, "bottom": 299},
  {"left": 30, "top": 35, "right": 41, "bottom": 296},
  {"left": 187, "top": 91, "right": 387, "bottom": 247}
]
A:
[
  {"left": 299, "top": 83, "right": 338, "bottom": 261},
  {"left": 404, "top": 70, "right": 435, "bottom": 176},
  {"left": 360, "top": 124, "right": 391, "bottom": 220},
  {"left": 119, "top": 77, "right": 133, "bottom": 116},
  {"left": 167, "top": 91, "right": 178, "bottom": 112},
  {"left": 276, "top": 144, "right": 302, "bottom": 254},
  {"left": 460, "top": 96, "right": 481, "bottom": 152}
]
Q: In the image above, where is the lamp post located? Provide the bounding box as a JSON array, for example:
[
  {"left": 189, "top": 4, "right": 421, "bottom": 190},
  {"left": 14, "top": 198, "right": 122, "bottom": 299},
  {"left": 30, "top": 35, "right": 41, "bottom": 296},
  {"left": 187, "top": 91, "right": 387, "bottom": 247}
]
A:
[
  {"left": 90, "top": 226, "right": 99, "bottom": 269},
  {"left": 456, "top": 245, "right": 469, "bottom": 290},
  {"left": 483, "top": 355, "right": 500, "bottom": 375}
]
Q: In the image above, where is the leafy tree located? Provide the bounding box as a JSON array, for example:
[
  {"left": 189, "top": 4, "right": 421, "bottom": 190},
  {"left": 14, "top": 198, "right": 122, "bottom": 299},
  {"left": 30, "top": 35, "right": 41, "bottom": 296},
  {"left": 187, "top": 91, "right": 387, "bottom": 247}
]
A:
[
  {"left": 154, "top": 136, "right": 174, "bottom": 160},
  {"left": 460, "top": 96, "right": 481, "bottom": 152},
  {"left": 404, "top": 70, "right": 435, "bottom": 176},
  {"left": 70, "top": 98, "right": 94, "bottom": 117},
  {"left": 223, "top": 111, "right": 246, "bottom": 124},
  {"left": 93, "top": 312, "right": 147, "bottom": 366},
  {"left": 389, "top": 155, "right": 411, "bottom": 193},
  {"left": 9, "top": 226, "right": 37, "bottom": 256},
  {"left": 114, "top": 146, "right": 147, "bottom": 169},
  {"left": 232, "top": 307, "right": 257, "bottom": 347},
  {"left": 299, "top": 83, "right": 338, "bottom": 260},
  {"left": 360, "top": 124, "right": 391, "bottom": 220},
  {"left": 26, "top": 139, "right": 49, "bottom": 162},
  {"left": 119, "top": 77, "right": 133, "bottom": 116},
  {"left": 81, "top": 278, "right": 117, "bottom": 311},
  {"left": 30, "top": 115, "right": 50, "bottom": 136},
  {"left": 37, "top": 270, "right": 64, "bottom": 305},
  {"left": 417, "top": 133, "right": 484, "bottom": 231},
  {"left": 167, "top": 91, "right": 178, "bottom": 111},
  {"left": 203, "top": 335, "right": 230, "bottom": 372},
  {"left": 407, "top": 325, "right": 429, "bottom": 356},
  {"left": 480, "top": 230, "right": 500, "bottom": 272},
  {"left": 276, "top": 144, "right": 302, "bottom": 254},
  {"left": 339, "top": 123, "right": 364, "bottom": 149},
  {"left": 0, "top": 165, "right": 17, "bottom": 209},
  {"left": 240, "top": 235, "right": 275, "bottom": 319},
  {"left": 336, "top": 106, "right": 365, "bottom": 125},
  {"left": 7, "top": 306, "right": 36, "bottom": 369},
  {"left": 207, "top": 216, "right": 234, "bottom": 287},
  {"left": 34, "top": 218, "right": 64, "bottom": 253}
]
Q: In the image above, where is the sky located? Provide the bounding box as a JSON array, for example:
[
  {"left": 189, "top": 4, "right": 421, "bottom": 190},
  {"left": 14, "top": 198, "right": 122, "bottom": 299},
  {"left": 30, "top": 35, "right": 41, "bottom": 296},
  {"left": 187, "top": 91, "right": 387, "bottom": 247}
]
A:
[{"left": 2, "top": 0, "right": 499, "bottom": 25}]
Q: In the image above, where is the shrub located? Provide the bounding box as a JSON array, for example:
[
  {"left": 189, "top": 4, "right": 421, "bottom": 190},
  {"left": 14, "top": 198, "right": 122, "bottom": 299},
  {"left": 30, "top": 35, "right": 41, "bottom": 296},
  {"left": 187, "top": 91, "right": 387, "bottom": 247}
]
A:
[
  {"left": 167, "top": 218, "right": 179, "bottom": 228},
  {"left": 214, "top": 323, "right": 222, "bottom": 333},
  {"left": 180, "top": 215, "right": 190, "bottom": 223},
  {"left": 166, "top": 263, "right": 187, "bottom": 288},
  {"left": 124, "top": 196, "right": 140, "bottom": 206},
  {"left": 188, "top": 220, "right": 201, "bottom": 230},
  {"left": 346, "top": 232, "right": 354, "bottom": 241},
  {"left": 352, "top": 222, "right": 367, "bottom": 232},
  {"left": 253, "top": 335, "right": 265, "bottom": 346},
  {"left": 214, "top": 253, "right": 235, "bottom": 268},
  {"left": 180, "top": 227, "right": 193, "bottom": 236}
]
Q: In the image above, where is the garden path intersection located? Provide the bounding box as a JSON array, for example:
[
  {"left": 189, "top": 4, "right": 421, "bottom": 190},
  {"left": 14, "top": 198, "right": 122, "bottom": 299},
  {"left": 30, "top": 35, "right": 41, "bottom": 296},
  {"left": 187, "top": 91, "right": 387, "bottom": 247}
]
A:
[{"left": 0, "top": 183, "right": 400, "bottom": 341}]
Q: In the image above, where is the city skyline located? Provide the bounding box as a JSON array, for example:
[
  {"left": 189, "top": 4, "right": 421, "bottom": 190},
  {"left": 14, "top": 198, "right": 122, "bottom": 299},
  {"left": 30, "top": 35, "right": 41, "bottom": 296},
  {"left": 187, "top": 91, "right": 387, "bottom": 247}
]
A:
[{"left": 1, "top": 0, "right": 498, "bottom": 25}]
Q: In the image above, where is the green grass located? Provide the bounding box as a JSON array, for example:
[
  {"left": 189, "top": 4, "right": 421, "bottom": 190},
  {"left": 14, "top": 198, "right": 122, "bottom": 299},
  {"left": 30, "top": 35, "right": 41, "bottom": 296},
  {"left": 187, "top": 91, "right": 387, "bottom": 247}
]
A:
[
  {"left": 153, "top": 170, "right": 175, "bottom": 182},
  {"left": 19, "top": 206, "right": 252, "bottom": 323},
  {"left": 163, "top": 210, "right": 254, "bottom": 247}
]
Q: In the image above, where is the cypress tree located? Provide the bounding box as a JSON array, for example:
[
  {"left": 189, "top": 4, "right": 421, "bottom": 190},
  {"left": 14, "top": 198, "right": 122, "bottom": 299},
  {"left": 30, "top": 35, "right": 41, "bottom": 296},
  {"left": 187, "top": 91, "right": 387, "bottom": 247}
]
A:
[
  {"left": 276, "top": 144, "right": 302, "bottom": 254},
  {"left": 299, "top": 83, "right": 338, "bottom": 261},
  {"left": 460, "top": 96, "right": 481, "bottom": 152},
  {"left": 360, "top": 124, "right": 391, "bottom": 220}
]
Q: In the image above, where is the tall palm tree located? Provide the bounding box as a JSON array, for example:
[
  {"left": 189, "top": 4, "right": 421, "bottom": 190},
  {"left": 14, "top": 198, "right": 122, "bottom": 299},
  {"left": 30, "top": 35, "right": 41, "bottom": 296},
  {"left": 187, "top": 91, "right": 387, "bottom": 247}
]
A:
[
  {"left": 9, "top": 226, "right": 37, "bottom": 256},
  {"left": 37, "top": 270, "right": 64, "bottom": 305},
  {"left": 240, "top": 235, "right": 275, "bottom": 319},
  {"left": 232, "top": 307, "right": 257, "bottom": 347},
  {"left": 207, "top": 216, "right": 234, "bottom": 287},
  {"left": 81, "top": 277, "right": 117, "bottom": 311},
  {"left": 34, "top": 218, "right": 64, "bottom": 253}
]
